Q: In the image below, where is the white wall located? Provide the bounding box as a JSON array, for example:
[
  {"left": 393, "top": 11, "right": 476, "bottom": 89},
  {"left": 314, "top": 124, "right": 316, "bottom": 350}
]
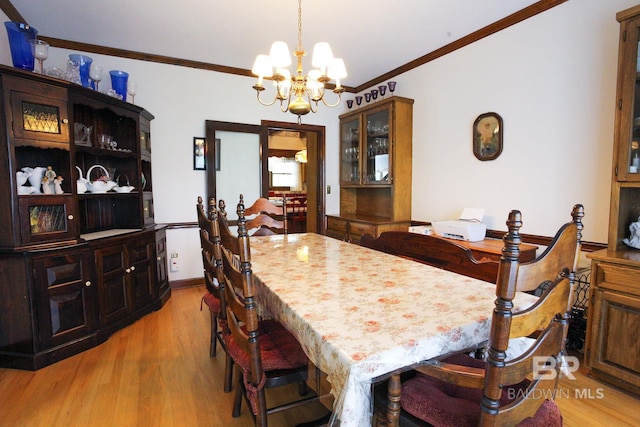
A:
[
  {"left": 1, "top": 0, "right": 634, "bottom": 281},
  {"left": 351, "top": 0, "right": 634, "bottom": 242}
]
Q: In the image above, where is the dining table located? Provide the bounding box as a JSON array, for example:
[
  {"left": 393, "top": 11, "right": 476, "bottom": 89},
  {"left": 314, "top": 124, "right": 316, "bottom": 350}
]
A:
[{"left": 248, "top": 233, "right": 538, "bottom": 426}]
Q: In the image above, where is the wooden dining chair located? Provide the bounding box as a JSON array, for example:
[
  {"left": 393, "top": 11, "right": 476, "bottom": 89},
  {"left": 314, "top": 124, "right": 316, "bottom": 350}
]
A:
[
  {"left": 197, "top": 196, "right": 234, "bottom": 392},
  {"left": 375, "top": 204, "right": 584, "bottom": 427},
  {"left": 289, "top": 196, "right": 307, "bottom": 233},
  {"left": 242, "top": 194, "right": 287, "bottom": 236},
  {"left": 196, "top": 196, "right": 225, "bottom": 357},
  {"left": 219, "top": 196, "right": 322, "bottom": 427}
]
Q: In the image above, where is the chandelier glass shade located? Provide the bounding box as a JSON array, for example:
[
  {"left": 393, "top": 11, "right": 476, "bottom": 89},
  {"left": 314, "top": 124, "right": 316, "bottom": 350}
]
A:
[{"left": 251, "top": 0, "right": 347, "bottom": 122}]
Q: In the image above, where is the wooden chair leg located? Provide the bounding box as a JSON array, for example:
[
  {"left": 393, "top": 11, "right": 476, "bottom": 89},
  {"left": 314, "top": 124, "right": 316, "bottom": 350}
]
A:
[
  {"left": 298, "top": 380, "right": 308, "bottom": 396},
  {"left": 376, "top": 411, "right": 387, "bottom": 427},
  {"left": 210, "top": 311, "right": 218, "bottom": 357},
  {"left": 224, "top": 355, "right": 234, "bottom": 393},
  {"left": 232, "top": 367, "right": 243, "bottom": 417}
]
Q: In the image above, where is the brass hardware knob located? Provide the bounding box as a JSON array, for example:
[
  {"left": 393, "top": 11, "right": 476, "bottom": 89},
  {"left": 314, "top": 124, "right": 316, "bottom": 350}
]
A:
[
  {"left": 126, "top": 268, "right": 131, "bottom": 273},
  {"left": 68, "top": 214, "right": 74, "bottom": 220},
  {"left": 130, "top": 265, "right": 136, "bottom": 271},
  {"left": 85, "top": 281, "right": 91, "bottom": 287},
  {"left": 62, "top": 118, "right": 69, "bottom": 124}
]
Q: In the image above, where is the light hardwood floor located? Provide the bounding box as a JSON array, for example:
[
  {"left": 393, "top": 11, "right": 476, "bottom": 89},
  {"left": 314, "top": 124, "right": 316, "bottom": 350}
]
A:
[{"left": 0, "top": 286, "right": 638, "bottom": 426}]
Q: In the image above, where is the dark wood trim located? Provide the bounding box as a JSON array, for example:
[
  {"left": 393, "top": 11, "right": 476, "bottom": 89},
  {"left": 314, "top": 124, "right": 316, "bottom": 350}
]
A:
[
  {"left": 37, "top": 36, "right": 254, "bottom": 77},
  {"left": 164, "top": 222, "right": 198, "bottom": 229},
  {"left": 0, "top": 0, "right": 26, "bottom": 23},
  {"left": 353, "top": 0, "right": 568, "bottom": 92},
  {"left": 1, "top": 0, "right": 565, "bottom": 92},
  {"left": 169, "top": 277, "right": 203, "bottom": 290}
]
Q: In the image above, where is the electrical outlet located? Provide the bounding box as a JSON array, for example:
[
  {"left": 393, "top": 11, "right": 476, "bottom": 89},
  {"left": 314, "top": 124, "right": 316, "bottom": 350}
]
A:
[
  {"left": 327, "top": 185, "right": 331, "bottom": 194},
  {"left": 170, "top": 252, "right": 179, "bottom": 272}
]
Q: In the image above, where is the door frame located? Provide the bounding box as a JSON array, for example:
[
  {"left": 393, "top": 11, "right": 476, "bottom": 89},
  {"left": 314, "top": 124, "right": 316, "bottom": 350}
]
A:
[
  {"left": 204, "top": 120, "right": 269, "bottom": 201},
  {"left": 262, "top": 120, "right": 326, "bottom": 235},
  {"left": 204, "top": 119, "right": 326, "bottom": 234}
]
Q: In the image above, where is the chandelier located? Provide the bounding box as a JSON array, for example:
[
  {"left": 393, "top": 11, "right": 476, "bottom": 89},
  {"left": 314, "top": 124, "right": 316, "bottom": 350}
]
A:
[{"left": 251, "top": 0, "right": 347, "bottom": 123}]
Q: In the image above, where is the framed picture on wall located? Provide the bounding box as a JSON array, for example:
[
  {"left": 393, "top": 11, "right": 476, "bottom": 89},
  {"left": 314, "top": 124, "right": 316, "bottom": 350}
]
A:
[
  {"left": 193, "top": 137, "right": 206, "bottom": 170},
  {"left": 473, "top": 112, "right": 503, "bottom": 161}
]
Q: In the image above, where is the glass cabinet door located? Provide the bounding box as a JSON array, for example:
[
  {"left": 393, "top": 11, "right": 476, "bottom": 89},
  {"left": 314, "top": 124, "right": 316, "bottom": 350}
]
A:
[
  {"left": 340, "top": 117, "right": 360, "bottom": 184},
  {"left": 18, "top": 195, "right": 77, "bottom": 245},
  {"left": 6, "top": 79, "right": 70, "bottom": 146},
  {"left": 619, "top": 19, "right": 640, "bottom": 181},
  {"left": 363, "top": 107, "right": 391, "bottom": 184}
]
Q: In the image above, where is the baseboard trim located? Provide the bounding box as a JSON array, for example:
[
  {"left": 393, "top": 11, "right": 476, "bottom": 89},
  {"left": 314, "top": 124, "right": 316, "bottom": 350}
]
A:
[{"left": 169, "top": 277, "right": 204, "bottom": 289}]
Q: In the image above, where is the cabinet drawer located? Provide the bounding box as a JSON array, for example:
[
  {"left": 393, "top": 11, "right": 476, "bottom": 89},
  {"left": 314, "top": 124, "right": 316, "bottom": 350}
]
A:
[
  {"left": 594, "top": 262, "right": 640, "bottom": 295},
  {"left": 349, "top": 221, "right": 376, "bottom": 237},
  {"left": 327, "top": 217, "right": 347, "bottom": 232}
]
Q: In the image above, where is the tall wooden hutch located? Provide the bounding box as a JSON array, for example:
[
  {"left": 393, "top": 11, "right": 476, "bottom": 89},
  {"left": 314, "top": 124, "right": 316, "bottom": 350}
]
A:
[
  {"left": 585, "top": 5, "right": 640, "bottom": 395},
  {"left": 0, "top": 65, "right": 170, "bottom": 370},
  {"left": 326, "top": 96, "right": 413, "bottom": 244}
]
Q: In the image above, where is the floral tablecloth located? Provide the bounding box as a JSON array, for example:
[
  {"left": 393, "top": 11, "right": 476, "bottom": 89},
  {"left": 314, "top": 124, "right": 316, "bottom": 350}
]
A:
[{"left": 249, "top": 233, "right": 538, "bottom": 426}]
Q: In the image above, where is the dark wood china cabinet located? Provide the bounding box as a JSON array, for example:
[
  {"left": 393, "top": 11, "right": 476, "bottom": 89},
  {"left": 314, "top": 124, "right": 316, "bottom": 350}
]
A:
[
  {"left": 585, "top": 5, "right": 640, "bottom": 396},
  {"left": 0, "top": 64, "right": 170, "bottom": 370}
]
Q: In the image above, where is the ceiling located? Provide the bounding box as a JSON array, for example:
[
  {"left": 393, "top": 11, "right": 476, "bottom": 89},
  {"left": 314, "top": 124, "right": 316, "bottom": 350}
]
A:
[{"left": 4, "top": 0, "right": 560, "bottom": 91}]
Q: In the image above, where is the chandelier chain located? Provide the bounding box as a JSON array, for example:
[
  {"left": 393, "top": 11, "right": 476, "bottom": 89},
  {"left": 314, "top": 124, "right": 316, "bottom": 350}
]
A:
[{"left": 297, "top": 0, "right": 303, "bottom": 52}]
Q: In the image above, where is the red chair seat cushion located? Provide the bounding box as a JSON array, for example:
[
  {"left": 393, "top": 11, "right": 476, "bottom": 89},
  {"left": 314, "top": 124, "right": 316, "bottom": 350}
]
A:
[
  {"left": 201, "top": 291, "right": 220, "bottom": 314},
  {"left": 400, "top": 354, "right": 562, "bottom": 427},
  {"left": 225, "top": 319, "right": 308, "bottom": 372}
]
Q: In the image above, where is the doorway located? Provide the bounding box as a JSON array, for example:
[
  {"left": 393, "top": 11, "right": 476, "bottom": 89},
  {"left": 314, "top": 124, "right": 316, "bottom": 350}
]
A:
[
  {"left": 262, "top": 120, "right": 325, "bottom": 235},
  {"left": 204, "top": 120, "right": 326, "bottom": 234}
]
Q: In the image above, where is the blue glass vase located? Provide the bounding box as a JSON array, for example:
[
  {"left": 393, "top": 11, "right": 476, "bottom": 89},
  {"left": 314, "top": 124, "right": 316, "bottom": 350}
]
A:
[{"left": 4, "top": 22, "right": 37, "bottom": 70}]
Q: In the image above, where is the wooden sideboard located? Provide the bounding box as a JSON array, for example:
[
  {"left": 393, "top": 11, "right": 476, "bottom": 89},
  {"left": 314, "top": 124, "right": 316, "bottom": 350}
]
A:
[
  {"left": 446, "top": 236, "right": 538, "bottom": 263},
  {"left": 326, "top": 214, "right": 411, "bottom": 244},
  {"left": 359, "top": 231, "right": 538, "bottom": 284}
]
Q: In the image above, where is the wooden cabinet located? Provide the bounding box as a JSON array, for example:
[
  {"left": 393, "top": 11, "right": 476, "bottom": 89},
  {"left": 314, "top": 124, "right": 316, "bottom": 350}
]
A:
[
  {"left": 0, "top": 65, "right": 169, "bottom": 370},
  {"left": 329, "top": 96, "right": 413, "bottom": 240},
  {"left": 95, "top": 233, "right": 155, "bottom": 330},
  {"left": 32, "top": 249, "right": 96, "bottom": 349},
  {"left": 5, "top": 76, "right": 71, "bottom": 146},
  {"left": 585, "top": 251, "right": 640, "bottom": 395},
  {"left": 17, "top": 194, "right": 77, "bottom": 246},
  {"left": 585, "top": 5, "right": 640, "bottom": 396},
  {"left": 1, "top": 65, "right": 154, "bottom": 247}
]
